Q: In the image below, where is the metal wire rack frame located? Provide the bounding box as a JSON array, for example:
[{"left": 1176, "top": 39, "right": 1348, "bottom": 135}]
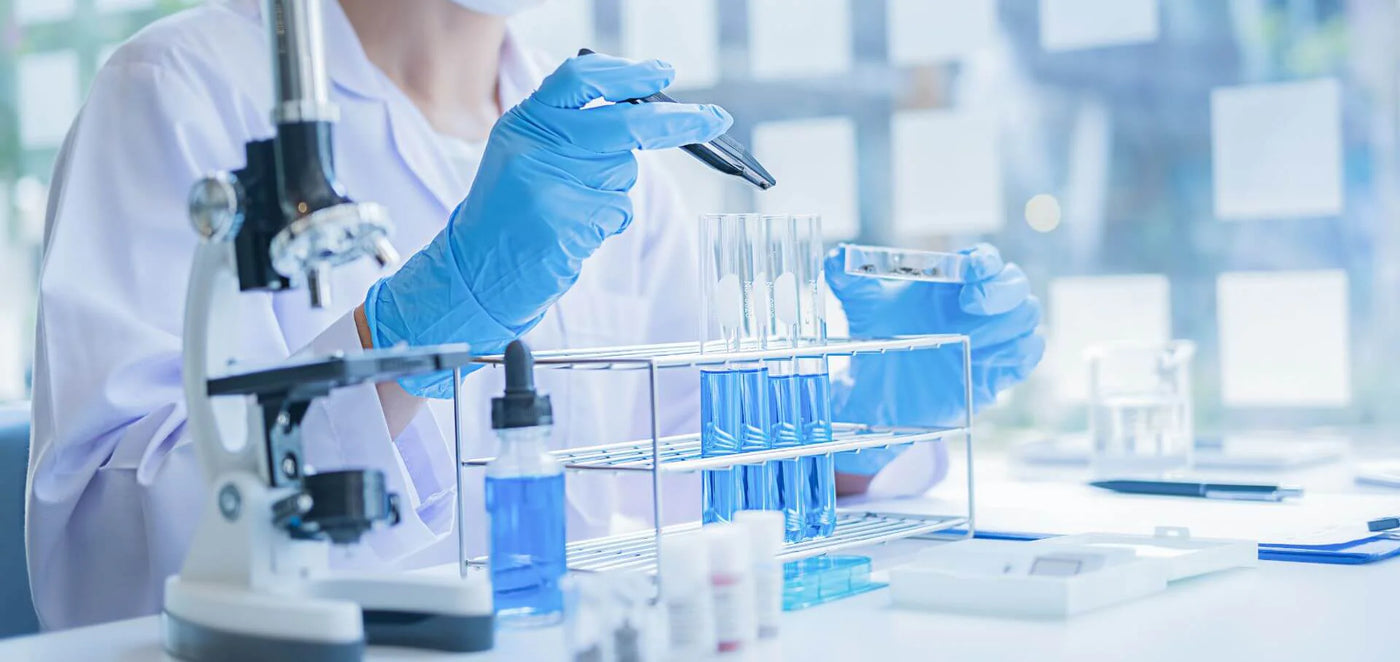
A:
[{"left": 457, "top": 334, "right": 977, "bottom": 579}]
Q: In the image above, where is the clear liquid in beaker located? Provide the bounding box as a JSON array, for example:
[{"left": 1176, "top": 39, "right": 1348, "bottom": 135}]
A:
[{"left": 1089, "top": 392, "right": 1192, "bottom": 478}]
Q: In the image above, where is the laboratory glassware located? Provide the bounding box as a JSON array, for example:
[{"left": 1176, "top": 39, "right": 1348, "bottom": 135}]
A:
[
  {"left": 1087, "top": 340, "right": 1197, "bottom": 479},
  {"left": 793, "top": 214, "right": 837, "bottom": 538},
  {"left": 699, "top": 214, "right": 773, "bottom": 522},
  {"left": 843, "top": 243, "right": 968, "bottom": 283},
  {"left": 486, "top": 341, "right": 567, "bottom": 626},
  {"left": 762, "top": 214, "right": 807, "bottom": 542}
]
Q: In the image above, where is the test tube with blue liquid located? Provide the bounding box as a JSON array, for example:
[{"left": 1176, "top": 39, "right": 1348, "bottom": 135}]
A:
[
  {"left": 760, "top": 214, "right": 806, "bottom": 542},
  {"left": 792, "top": 215, "right": 837, "bottom": 538},
  {"left": 699, "top": 214, "right": 773, "bottom": 523}
]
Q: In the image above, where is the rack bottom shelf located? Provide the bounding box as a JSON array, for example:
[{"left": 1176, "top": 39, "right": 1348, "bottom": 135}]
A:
[{"left": 552, "top": 511, "right": 968, "bottom": 573}]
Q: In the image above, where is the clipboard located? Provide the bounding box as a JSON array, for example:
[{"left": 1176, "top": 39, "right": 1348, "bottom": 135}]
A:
[
  {"left": 1257, "top": 534, "right": 1400, "bottom": 565},
  {"left": 962, "top": 529, "right": 1400, "bottom": 565}
]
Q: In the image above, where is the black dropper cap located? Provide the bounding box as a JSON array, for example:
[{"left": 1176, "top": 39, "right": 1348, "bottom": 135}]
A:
[{"left": 491, "top": 340, "right": 553, "bottom": 430}]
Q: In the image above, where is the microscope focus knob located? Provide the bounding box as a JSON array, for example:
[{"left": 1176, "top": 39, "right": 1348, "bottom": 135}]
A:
[{"left": 189, "top": 173, "right": 243, "bottom": 242}]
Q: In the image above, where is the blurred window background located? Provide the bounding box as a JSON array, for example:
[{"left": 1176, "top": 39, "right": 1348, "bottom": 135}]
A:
[{"left": 1, "top": 0, "right": 1396, "bottom": 439}]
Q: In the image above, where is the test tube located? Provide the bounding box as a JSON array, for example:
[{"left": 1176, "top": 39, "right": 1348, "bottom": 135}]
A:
[
  {"left": 793, "top": 214, "right": 836, "bottom": 539},
  {"left": 761, "top": 214, "right": 807, "bottom": 542},
  {"left": 735, "top": 214, "right": 776, "bottom": 512},
  {"left": 699, "top": 214, "right": 772, "bottom": 523}
]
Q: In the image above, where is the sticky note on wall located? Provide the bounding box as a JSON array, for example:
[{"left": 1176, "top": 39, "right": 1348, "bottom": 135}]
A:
[
  {"left": 509, "top": 0, "right": 596, "bottom": 68},
  {"left": 887, "top": 0, "right": 997, "bottom": 65},
  {"left": 1211, "top": 79, "right": 1343, "bottom": 221},
  {"left": 1039, "top": 0, "right": 1159, "bottom": 51},
  {"left": 752, "top": 117, "right": 860, "bottom": 240},
  {"left": 892, "top": 109, "right": 1003, "bottom": 236},
  {"left": 748, "top": 0, "right": 853, "bottom": 79},
  {"left": 622, "top": 0, "right": 719, "bottom": 90},
  {"left": 1048, "top": 274, "right": 1172, "bottom": 401},
  {"left": 15, "top": 0, "right": 75, "bottom": 23},
  {"left": 1218, "top": 270, "right": 1350, "bottom": 407},
  {"left": 19, "top": 51, "right": 81, "bottom": 150}
]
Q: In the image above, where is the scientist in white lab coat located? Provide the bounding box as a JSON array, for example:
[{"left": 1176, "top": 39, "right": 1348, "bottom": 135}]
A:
[{"left": 26, "top": 0, "right": 1045, "bottom": 630}]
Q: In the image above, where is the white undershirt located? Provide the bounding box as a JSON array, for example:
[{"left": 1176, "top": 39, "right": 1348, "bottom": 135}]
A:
[{"left": 436, "top": 133, "right": 488, "bottom": 190}]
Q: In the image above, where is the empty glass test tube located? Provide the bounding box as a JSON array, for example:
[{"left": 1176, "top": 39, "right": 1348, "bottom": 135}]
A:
[
  {"left": 699, "top": 214, "right": 773, "bottom": 524},
  {"left": 792, "top": 214, "right": 837, "bottom": 539},
  {"left": 843, "top": 243, "right": 967, "bottom": 283},
  {"left": 760, "top": 214, "right": 806, "bottom": 542}
]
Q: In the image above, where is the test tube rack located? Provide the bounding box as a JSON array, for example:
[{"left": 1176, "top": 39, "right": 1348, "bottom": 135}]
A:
[{"left": 460, "top": 334, "right": 976, "bottom": 579}]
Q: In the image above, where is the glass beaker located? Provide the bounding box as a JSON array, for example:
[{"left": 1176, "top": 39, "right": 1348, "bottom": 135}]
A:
[{"left": 1087, "top": 340, "right": 1196, "bottom": 478}]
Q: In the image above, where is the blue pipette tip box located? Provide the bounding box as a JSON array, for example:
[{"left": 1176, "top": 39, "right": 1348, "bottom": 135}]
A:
[{"left": 843, "top": 244, "right": 967, "bottom": 283}]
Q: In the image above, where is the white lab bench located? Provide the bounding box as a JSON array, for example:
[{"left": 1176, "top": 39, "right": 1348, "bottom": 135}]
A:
[{"left": 5, "top": 449, "right": 1396, "bottom": 662}]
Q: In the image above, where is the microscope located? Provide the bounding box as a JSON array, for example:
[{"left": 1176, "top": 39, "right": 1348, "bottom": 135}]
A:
[{"left": 163, "top": 1, "right": 493, "bottom": 659}]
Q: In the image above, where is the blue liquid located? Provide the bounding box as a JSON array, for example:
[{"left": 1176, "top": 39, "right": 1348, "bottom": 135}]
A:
[
  {"left": 769, "top": 372, "right": 807, "bottom": 542},
  {"left": 799, "top": 372, "right": 837, "bottom": 538},
  {"left": 486, "top": 473, "right": 566, "bottom": 624},
  {"left": 701, "top": 367, "right": 771, "bottom": 522}
]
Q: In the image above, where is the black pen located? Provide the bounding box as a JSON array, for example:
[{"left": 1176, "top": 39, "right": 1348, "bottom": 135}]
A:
[
  {"left": 1090, "top": 479, "right": 1304, "bottom": 502},
  {"left": 577, "top": 48, "right": 777, "bottom": 190}
]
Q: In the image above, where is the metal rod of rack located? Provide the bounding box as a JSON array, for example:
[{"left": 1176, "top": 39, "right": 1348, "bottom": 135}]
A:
[
  {"left": 455, "top": 333, "right": 977, "bottom": 586},
  {"left": 470, "top": 336, "right": 967, "bottom": 370}
]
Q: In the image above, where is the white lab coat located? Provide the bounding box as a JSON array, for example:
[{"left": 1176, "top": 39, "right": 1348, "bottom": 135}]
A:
[{"left": 25, "top": 0, "right": 937, "bottom": 632}]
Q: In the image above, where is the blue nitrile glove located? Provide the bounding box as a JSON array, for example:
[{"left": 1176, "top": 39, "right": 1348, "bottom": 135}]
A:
[
  {"left": 364, "top": 54, "right": 733, "bottom": 397},
  {"left": 826, "top": 243, "right": 1045, "bottom": 475}
]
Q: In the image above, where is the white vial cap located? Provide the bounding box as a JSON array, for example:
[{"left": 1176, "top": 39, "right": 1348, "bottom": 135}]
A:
[
  {"left": 703, "top": 523, "right": 751, "bottom": 576},
  {"left": 733, "top": 510, "right": 784, "bottom": 562},
  {"left": 660, "top": 532, "right": 710, "bottom": 589}
]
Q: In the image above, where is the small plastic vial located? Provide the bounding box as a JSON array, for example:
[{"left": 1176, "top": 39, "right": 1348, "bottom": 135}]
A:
[
  {"left": 704, "top": 524, "right": 756, "bottom": 656},
  {"left": 659, "top": 532, "right": 717, "bottom": 658},
  {"left": 734, "top": 510, "right": 784, "bottom": 640}
]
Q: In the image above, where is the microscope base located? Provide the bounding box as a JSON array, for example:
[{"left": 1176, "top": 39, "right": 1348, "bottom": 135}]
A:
[{"left": 163, "top": 573, "right": 495, "bottom": 661}]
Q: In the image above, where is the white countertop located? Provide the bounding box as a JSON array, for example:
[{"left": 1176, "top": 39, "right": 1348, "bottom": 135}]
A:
[{"left": 6, "top": 444, "right": 1397, "bottom": 661}]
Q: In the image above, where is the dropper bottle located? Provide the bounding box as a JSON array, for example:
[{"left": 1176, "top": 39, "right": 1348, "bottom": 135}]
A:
[{"left": 486, "top": 340, "right": 566, "bottom": 627}]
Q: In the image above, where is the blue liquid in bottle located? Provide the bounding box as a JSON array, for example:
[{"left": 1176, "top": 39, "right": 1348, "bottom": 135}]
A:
[
  {"left": 486, "top": 340, "right": 566, "bottom": 627},
  {"left": 701, "top": 366, "right": 772, "bottom": 522},
  {"left": 768, "top": 370, "right": 807, "bottom": 542},
  {"left": 735, "top": 366, "right": 774, "bottom": 512},
  {"left": 486, "top": 473, "right": 566, "bottom": 624},
  {"left": 799, "top": 371, "right": 837, "bottom": 538}
]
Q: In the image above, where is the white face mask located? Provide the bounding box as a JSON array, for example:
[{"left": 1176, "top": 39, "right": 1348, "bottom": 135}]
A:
[{"left": 448, "top": 0, "right": 547, "bottom": 16}]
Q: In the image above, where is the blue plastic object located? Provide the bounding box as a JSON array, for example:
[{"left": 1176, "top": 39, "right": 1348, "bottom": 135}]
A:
[
  {"left": 365, "top": 53, "right": 732, "bottom": 397},
  {"left": 825, "top": 243, "right": 1045, "bottom": 475},
  {"left": 0, "top": 403, "right": 38, "bottom": 637},
  {"left": 783, "top": 555, "right": 886, "bottom": 611}
]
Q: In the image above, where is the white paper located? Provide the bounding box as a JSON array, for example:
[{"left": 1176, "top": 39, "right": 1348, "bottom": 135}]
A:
[
  {"left": 1211, "top": 79, "right": 1343, "bottom": 220},
  {"left": 1048, "top": 274, "right": 1171, "bottom": 401},
  {"left": 892, "top": 109, "right": 1003, "bottom": 236},
  {"left": 1039, "top": 0, "right": 1159, "bottom": 51},
  {"left": 1217, "top": 270, "right": 1350, "bottom": 407},
  {"left": 94, "top": 0, "right": 154, "bottom": 10},
  {"left": 887, "top": 0, "right": 996, "bottom": 65},
  {"left": 748, "top": 0, "right": 852, "bottom": 79},
  {"left": 508, "top": 0, "right": 596, "bottom": 69},
  {"left": 622, "top": 0, "right": 718, "bottom": 90},
  {"left": 18, "top": 51, "right": 82, "bottom": 150},
  {"left": 15, "top": 0, "right": 75, "bottom": 23},
  {"left": 0, "top": 250, "right": 29, "bottom": 400},
  {"left": 752, "top": 117, "right": 860, "bottom": 240}
]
